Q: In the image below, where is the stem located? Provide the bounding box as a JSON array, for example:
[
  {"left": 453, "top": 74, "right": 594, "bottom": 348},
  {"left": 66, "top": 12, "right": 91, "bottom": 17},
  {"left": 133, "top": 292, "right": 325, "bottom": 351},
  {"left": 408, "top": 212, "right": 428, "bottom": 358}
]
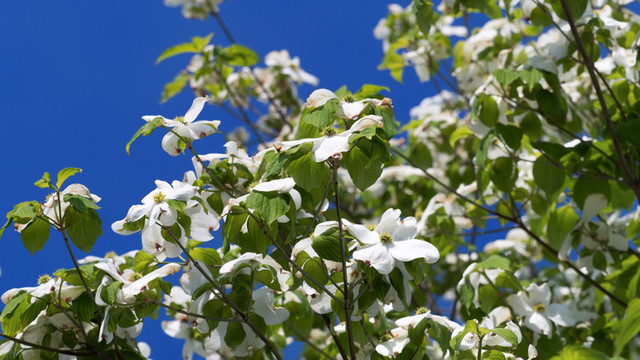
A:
[
  {"left": 169, "top": 230, "right": 284, "bottom": 360},
  {"left": 322, "top": 314, "right": 350, "bottom": 360},
  {"left": 245, "top": 212, "right": 345, "bottom": 306},
  {"left": 559, "top": 0, "right": 639, "bottom": 200},
  {"left": 0, "top": 332, "right": 95, "bottom": 357},
  {"left": 331, "top": 164, "right": 356, "bottom": 360}
]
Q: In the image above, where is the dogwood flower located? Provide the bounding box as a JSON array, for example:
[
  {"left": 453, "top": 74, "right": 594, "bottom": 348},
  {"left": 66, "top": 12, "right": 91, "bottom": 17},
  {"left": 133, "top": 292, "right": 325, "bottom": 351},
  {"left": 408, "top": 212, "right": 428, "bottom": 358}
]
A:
[
  {"left": 507, "top": 283, "right": 576, "bottom": 336},
  {"left": 345, "top": 208, "right": 439, "bottom": 274},
  {"left": 142, "top": 96, "right": 221, "bottom": 156}
]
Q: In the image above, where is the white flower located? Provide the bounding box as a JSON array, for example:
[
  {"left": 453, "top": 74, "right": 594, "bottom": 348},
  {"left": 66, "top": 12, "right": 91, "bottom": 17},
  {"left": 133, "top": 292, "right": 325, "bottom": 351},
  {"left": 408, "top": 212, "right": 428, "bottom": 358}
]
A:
[
  {"left": 143, "top": 96, "right": 220, "bottom": 156},
  {"left": 265, "top": 50, "right": 318, "bottom": 85},
  {"left": 345, "top": 208, "right": 439, "bottom": 274},
  {"left": 40, "top": 184, "right": 100, "bottom": 225},
  {"left": 507, "top": 283, "right": 576, "bottom": 336}
]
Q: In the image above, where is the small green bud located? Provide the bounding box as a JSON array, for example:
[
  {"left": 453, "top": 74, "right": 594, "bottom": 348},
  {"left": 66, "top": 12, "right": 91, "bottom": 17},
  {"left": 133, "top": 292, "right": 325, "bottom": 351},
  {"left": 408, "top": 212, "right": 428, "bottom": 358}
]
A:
[
  {"left": 322, "top": 126, "right": 337, "bottom": 136},
  {"left": 379, "top": 232, "right": 393, "bottom": 243},
  {"left": 38, "top": 274, "right": 52, "bottom": 284}
]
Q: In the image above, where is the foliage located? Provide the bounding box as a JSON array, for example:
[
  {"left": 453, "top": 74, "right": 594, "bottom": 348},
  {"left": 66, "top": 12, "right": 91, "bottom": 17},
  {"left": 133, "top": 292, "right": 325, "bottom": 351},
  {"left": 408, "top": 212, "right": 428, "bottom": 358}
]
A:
[{"left": 2, "top": 0, "right": 640, "bottom": 359}]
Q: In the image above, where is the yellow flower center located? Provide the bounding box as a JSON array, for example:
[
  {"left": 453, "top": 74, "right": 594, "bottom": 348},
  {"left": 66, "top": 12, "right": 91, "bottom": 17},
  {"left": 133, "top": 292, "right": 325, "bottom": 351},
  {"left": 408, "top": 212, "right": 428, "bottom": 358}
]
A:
[
  {"left": 416, "top": 307, "right": 429, "bottom": 315},
  {"left": 533, "top": 303, "right": 546, "bottom": 313},
  {"left": 343, "top": 95, "right": 355, "bottom": 103},
  {"left": 379, "top": 232, "right": 393, "bottom": 243},
  {"left": 379, "top": 332, "right": 393, "bottom": 342},
  {"left": 366, "top": 224, "right": 377, "bottom": 231},
  {"left": 153, "top": 192, "right": 166, "bottom": 203},
  {"left": 322, "top": 126, "right": 337, "bottom": 136},
  {"left": 174, "top": 116, "right": 186, "bottom": 124},
  {"left": 105, "top": 251, "right": 117, "bottom": 259},
  {"left": 128, "top": 273, "right": 144, "bottom": 282},
  {"left": 38, "top": 274, "right": 52, "bottom": 284}
]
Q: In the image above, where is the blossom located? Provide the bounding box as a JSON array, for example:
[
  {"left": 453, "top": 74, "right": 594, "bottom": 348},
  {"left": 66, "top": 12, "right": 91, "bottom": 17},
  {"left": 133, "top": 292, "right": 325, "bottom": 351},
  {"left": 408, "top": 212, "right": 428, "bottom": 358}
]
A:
[
  {"left": 142, "top": 96, "right": 220, "bottom": 156},
  {"left": 507, "top": 283, "right": 576, "bottom": 336},
  {"left": 345, "top": 208, "right": 439, "bottom": 274},
  {"left": 264, "top": 50, "right": 318, "bottom": 85}
]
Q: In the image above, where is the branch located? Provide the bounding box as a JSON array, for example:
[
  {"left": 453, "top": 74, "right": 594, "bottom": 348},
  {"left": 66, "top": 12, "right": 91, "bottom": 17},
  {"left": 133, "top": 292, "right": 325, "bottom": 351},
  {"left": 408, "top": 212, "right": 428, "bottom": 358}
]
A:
[
  {"left": 0, "top": 332, "right": 96, "bottom": 357},
  {"left": 331, "top": 163, "right": 357, "bottom": 360}
]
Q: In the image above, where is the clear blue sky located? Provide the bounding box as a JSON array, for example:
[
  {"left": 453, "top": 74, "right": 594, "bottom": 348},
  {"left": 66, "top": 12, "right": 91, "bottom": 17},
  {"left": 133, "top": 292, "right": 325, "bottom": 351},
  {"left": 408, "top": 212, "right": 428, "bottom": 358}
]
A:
[{"left": 0, "top": 1, "right": 437, "bottom": 358}]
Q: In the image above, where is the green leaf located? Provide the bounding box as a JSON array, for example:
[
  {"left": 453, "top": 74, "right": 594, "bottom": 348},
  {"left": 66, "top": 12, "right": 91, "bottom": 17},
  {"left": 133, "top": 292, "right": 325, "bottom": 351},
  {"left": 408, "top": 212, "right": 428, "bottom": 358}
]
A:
[
  {"left": 301, "top": 98, "right": 339, "bottom": 128},
  {"left": 56, "top": 168, "right": 82, "bottom": 189},
  {"left": 0, "top": 218, "right": 10, "bottom": 240},
  {"left": 412, "top": 0, "right": 434, "bottom": 37},
  {"left": 102, "top": 281, "right": 122, "bottom": 305},
  {"left": 493, "top": 69, "right": 519, "bottom": 87},
  {"left": 302, "top": 258, "right": 329, "bottom": 293},
  {"left": 190, "top": 248, "right": 222, "bottom": 266},
  {"left": 354, "top": 84, "right": 389, "bottom": 99},
  {"left": 246, "top": 191, "right": 290, "bottom": 226},
  {"left": 408, "top": 317, "right": 429, "bottom": 344},
  {"left": 536, "top": 89, "right": 566, "bottom": 124},
  {"left": 451, "top": 320, "right": 479, "bottom": 350},
  {"left": 482, "top": 350, "right": 507, "bottom": 360},
  {"left": 551, "top": 345, "right": 608, "bottom": 360},
  {"left": 64, "top": 194, "right": 101, "bottom": 214},
  {"left": 615, "top": 298, "right": 640, "bottom": 356},
  {"left": 64, "top": 207, "right": 102, "bottom": 252},
  {"left": 427, "top": 319, "right": 452, "bottom": 355},
  {"left": 70, "top": 293, "right": 95, "bottom": 323},
  {"left": 312, "top": 226, "right": 345, "bottom": 262},
  {"left": 533, "top": 157, "right": 564, "bottom": 195},
  {"left": 474, "top": 131, "right": 494, "bottom": 167},
  {"left": 549, "top": 0, "right": 587, "bottom": 21},
  {"left": 343, "top": 137, "right": 391, "bottom": 191},
  {"left": 161, "top": 72, "right": 189, "bottom": 103},
  {"left": 126, "top": 116, "right": 164, "bottom": 156},
  {"left": 477, "top": 254, "right": 511, "bottom": 271},
  {"left": 0, "top": 292, "right": 30, "bottom": 337},
  {"left": 520, "top": 112, "right": 543, "bottom": 141},
  {"left": 156, "top": 33, "right": 213, "bottom": 64},
  {"left": 547, "top": 205, "right": 579, "bottom": 251},
  {"left": 10, "top": 201, "right": 39, "bottom": 222},
  {"left": 225, "top": 321, "right": 246, "bottom": 349},
  {"left": 449, "top": 125, "right": 474, "bottom": 147},
  {"left": 572, "top": 179, "right": 610, "bottom": 210},
  {"left": 379, "top": 50, "right": 404, "bottom": 83},
  {"left": 220, "top": 44, "right": 259, "bottom": 66},
  {"left": 460, "top": 282, "right": 474, "bottom": 309},
  {"left": 496, "top": 123, "right": 522, "bottom": 151},
  {"left": 286, "top": 146, "right": 332, "bottom": 190},
  {"left": 477, "top": 94, "right": 499, "bottom": 127},
  {"left": 490, "top": 328, "right": 519, "bottom": 347},
  {"left": 530, "top": 5, "right": 552, "bottom": 27},
  {"left": 490, "top": 157, "right": 517, "bottom": 193},
  {"left": 20, "top": 217, "right": 50, "bottom": 255},
  {"left": 617, "top": 119, "right": 640, "bottom": 147},
  {"left": 34, "top": 171, "right": 54, "bottom": 189}
]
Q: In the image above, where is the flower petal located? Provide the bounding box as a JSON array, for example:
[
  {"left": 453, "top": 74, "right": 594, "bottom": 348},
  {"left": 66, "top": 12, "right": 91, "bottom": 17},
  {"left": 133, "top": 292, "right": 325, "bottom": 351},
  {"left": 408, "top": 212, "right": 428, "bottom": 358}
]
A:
[
  {"left": 353, "top": 244, "right": 395, "bottom": 274},
  {"left": 184, "top": 96, "right": 209, "bottom": 124},
  {"left": 388, "top": 239, "right": 439, "bottom": 263}
]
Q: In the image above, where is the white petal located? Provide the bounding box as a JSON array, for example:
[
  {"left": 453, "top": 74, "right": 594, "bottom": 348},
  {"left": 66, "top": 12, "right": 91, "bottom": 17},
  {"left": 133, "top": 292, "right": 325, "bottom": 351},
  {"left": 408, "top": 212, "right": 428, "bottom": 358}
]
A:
[
  {"left": 312, "top": 134, "right": 351, "bottom": 162},
  {"left": 253, "top": 178, "right": 296, "bottom": 193},
  {"left": 305, "top": 89, "right": 337, "bottom": 108},
  {"left": 525, "top": 311, "right": 551, "bottom": 335},
  {"left": 343, "top": 220, "right": 380, "bottom": 245},
  {"left": 187, "top": 120, "right": 220, "bottom": 139},
  {"left": 162, "top": 132, "right": 183, "bottom": 156},
  {"left": 546, "top": 303, "right": 576, "bottom": 327},
  {"left": 388, "top": 239, "right": 439, "bottom": 263},
  {"left": 375, "top": 208, "right": 402, "bottom": 235},
  {"left": 184, "top": 96, "right": 209, "bottom": 124},
  {"left": 353, "top": 244, "right": 395, "bottom": 274}
]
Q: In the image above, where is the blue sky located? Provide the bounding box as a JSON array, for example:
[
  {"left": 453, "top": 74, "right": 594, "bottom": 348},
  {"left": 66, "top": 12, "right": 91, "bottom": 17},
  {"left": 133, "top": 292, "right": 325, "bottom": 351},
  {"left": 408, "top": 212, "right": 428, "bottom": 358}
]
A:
[{"left": 0, "top": 1, "right": 438, "bottom": 358}]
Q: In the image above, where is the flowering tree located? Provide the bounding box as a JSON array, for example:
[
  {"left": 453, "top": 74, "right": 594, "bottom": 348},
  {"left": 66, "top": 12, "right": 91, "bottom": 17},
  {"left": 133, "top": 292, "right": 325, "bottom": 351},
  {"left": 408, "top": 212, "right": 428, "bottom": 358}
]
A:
[{"left": 2, "top": 0, "right": 640, "bottom": 359}]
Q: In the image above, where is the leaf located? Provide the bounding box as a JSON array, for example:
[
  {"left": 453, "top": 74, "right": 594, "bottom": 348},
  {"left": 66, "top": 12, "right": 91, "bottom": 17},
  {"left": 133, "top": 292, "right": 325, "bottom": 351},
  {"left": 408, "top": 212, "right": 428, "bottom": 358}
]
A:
[
  {"left": 477, "top": 254, "right": 511, "bottom": 271},
  {"left": 493, "top": 69, "right": 519, "bottom": 87},
  {"left": 450, "top": 320, "right": 479, "bottom": 350},
  {"left": 312, "top": 226, "right": 345, "bottom": 262},
  {"left": 496, "top": 123, "right": 522, "bottom": 151},
  {"left": 379, "top": 50, "right": 404, "bottom": 83},
  {"left": 536, "top": 89, "right": 566, "bottom": 124},
  {"left": 102, "top": 281, "right": 122, "bottom": 305},
  {"left": 551, "top": 345, "right": 608, "bottom": 360},
  {"left": 20, "top": 217, "right": 50, "bottom": 255},
  {"left": 412, "top": 0, "right": 434, "bottom": 37},
  {"left": 156, "top": 33, "right": 213, "bottom": 64},
  {"left": 56, "top": 168, "right": 82, "bottom": 189},
  {"left": 190, "top": 248, "right": 222, "bottom": 266},
  {"left": 220, "top": 44, "right": 259, "bottom": 66},
  {"left": 246, "top": 191, "right": 290, "bottom": 226},
  {"left": 0, "top": 292, "right": 30, "bottom": 337},
  {"left": 547, "top": 205, "right": 579, "bottom": 251},
  {"left": 64, "top": 194, "right": 101, "bottom": 214},
  {"left": 572, "top": 179, "right": 610, "bottom": 210},
  {"left": 533, "top": 157, "right": 564, "bottom": 195},
  {"left": 474, "top": 131, "right": 494, "bottom": 167},
  {"left": 34, "top": 171, "right": 54, "bottom": 189},
  {"left": 354, "top": 84, "right": 389, "bottom": 99},
  {"left": 490, "top": 157, "right": 517, "bottom": 193},
  {"left": 286, "top": 146, "right": 332, "bottom": 190},
  {"left": 520, "top": 112, "right": 543, "bottom": 141},
  {"left": 477, "top": 94, "right": 499, "bottom": 127},
  {"left": 449, "top": 125, "right": 474, "bottom": 147},
  {"left": 615, "top": 298, "right": 640, "bottom": 356},
  {"left": 302, "top": 258, "right": 329, "bottom": 293},
  {"left": 408, "top": 317, "right": 429, "bottom": 344},
  {"left": 343, "top": 137, "right": 391, "bottom": 191},
  {"left": 460, "top": 282, "right": 474, "bottom": 309},
  {"left": 225, "top": 321, "right": 246, "bottom": 350},
  {"left": 126, "top": 116, "right": 164, "bottom": 156},
  {"left": 301, "top": 98, "right": 339, "bottom": 129},
  {"left": 70, "top": 293, "right": 95, "bottom": 323},
  {"left": 482, "top": 350, "right": 507, "bottom": 360},
  {"left": 617, "top": 119, "right": 640, "bottom": 147},
  {"left": 490, "top": 328, "right": 519, "bottom": 346},
  {"left": 161, "top": 72, "right": 189, "bottom": 103},
  {"left": 64, "top": 207, "right": 102, "bottom": 252},
  {"left": 549, "top": 0, "right": 588, "bottom": 21}
]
